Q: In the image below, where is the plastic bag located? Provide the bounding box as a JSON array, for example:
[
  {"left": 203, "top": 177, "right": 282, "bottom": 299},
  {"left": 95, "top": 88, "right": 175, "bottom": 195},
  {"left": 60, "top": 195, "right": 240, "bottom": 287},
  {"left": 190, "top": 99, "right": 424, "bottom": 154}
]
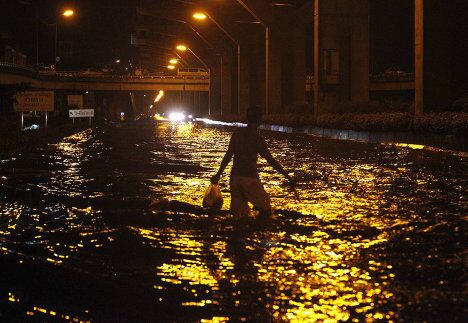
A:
[{"left": 202, "top": 184, "right": 223, "bottom": 209}]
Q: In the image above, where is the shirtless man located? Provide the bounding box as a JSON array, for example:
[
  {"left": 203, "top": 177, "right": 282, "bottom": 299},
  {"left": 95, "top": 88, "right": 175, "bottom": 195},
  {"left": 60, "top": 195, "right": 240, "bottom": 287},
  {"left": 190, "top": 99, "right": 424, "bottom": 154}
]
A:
[{"left": 210, "top": 106, "right": 294, "bottom": 218}]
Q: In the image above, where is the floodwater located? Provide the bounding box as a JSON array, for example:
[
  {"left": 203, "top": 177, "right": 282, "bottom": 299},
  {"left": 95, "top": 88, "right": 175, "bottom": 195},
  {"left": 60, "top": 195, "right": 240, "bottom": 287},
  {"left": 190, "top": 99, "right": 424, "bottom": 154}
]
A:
[{"left": 0, "top": 121, "right": 466, "bottom": 322}]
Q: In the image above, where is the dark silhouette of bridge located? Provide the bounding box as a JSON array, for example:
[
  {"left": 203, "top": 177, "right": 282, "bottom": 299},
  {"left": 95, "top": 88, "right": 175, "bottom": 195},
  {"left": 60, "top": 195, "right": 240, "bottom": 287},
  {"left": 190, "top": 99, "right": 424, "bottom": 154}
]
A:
[{"left": 1, "top": 62, "right": 413, "bottom": 93}]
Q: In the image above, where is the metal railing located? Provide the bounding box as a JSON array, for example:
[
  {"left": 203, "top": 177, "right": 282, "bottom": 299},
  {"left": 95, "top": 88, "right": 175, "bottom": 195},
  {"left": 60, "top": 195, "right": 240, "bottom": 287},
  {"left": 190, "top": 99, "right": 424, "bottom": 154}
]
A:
[
  {"left": 0, "top": 61, "right": 36, "bottom": 72},
  {"left": 305, "top": 74, "right": 414, "bottom": 83},
  {"left": 49, "top": 71, "right": 209, "bottom": 80},
  {"left": 1, "top": 62, "right": 415, "bottom": 85},
  {"left": 370, "top": 72, "right": 414, "bottom": 82},
  {"left": 0, "top": 62, "right": 209, "bottom": 83}
]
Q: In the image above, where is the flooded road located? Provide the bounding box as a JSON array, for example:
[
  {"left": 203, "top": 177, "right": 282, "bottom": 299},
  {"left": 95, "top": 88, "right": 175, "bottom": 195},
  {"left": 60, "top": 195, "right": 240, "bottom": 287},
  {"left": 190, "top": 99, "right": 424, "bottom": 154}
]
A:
[{"left": 0, "top": 122, "right": 466, "bottom": 322}]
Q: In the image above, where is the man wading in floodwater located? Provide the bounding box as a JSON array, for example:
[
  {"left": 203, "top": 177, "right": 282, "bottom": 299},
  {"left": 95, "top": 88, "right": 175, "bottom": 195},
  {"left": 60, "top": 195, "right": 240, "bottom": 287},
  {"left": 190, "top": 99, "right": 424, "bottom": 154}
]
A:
[{"left": 210, "top": 105, "right": 295, "bottom": 220}]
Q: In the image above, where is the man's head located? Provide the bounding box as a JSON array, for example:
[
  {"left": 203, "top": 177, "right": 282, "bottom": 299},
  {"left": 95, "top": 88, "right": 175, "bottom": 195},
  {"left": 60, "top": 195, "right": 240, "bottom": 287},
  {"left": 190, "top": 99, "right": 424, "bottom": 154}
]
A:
[{"left": 246, "top": 105, "right": 262, "bottom": 125}]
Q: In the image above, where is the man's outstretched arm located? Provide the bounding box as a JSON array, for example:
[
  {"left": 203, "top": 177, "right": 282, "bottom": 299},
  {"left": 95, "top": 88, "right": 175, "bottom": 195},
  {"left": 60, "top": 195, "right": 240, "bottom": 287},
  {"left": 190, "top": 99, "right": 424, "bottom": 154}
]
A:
[
  {"left": 211, "top": 136, "right": 234, "bottom": 184},
  {"left": 258, "top": 136, "right": 294, "bottom": 183}
]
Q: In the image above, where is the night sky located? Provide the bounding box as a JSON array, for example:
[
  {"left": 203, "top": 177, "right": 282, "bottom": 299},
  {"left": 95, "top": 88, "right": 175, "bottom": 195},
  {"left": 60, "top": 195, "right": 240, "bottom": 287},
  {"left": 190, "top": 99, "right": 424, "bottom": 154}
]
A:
[
  {"left": 370, "top": 0, "right": 414, "bottom": 73},
  {"left": 1, "top": 0, "right": 466, "bottom": 77},
  {"left": 0, "top": 0, "right": 136, "bottom": 69}
]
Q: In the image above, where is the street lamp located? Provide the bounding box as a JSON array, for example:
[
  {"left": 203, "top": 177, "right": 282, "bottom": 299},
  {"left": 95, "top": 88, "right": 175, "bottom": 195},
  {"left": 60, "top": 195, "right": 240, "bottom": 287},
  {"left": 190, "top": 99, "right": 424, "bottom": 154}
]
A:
[
  {"left": 169, "top": 58, "right": 178, "bottom": 64},
  {"left": 63, "top": 9, "right": 74, "bottom": 17},
  {"left": 193, "top": 13, "right": 207, "bottom": 20},
  {"left": 176, "top": 44, "right": 211, "bottom": 115},
  {"left": 176, "top": 44, "right": 188, "bottom": 51},
  {"left": 193, "top": 11, "right": 241, "bottom": 116},
  {"left": 176, "top": 44, "right": 209, "bottom": 70},
  {"left": 54, "top": 8, "right": 75, "bottom": 70}
]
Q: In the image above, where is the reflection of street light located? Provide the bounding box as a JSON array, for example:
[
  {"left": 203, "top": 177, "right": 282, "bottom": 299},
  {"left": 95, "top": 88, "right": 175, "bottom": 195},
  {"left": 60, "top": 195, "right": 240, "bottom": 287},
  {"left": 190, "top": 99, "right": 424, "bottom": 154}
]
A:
[
  {"left": 193, "top": 11, "right": 241, "bottom": 115},
  {"left": 54, "top": 8, "right": 75, "bottom": 70}
]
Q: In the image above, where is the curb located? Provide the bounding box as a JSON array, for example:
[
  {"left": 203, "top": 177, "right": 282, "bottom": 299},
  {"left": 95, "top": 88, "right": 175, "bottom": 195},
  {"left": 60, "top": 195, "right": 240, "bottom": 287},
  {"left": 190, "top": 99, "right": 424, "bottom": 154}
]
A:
[{"left": 196, "top": 118, "right": 467, "bottom": 157}]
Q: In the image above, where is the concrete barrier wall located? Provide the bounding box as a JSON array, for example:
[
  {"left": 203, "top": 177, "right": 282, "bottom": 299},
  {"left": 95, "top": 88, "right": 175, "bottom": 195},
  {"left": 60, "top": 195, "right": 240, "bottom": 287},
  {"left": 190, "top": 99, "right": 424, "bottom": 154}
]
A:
[{"left": 259, "top": 124, "right": 467, "bottom": 153}]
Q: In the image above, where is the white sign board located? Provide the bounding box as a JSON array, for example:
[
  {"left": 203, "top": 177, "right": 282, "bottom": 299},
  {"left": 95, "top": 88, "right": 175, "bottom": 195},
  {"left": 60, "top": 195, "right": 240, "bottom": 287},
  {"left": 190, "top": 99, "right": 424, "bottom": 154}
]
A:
[
  {"left": 14, "top": 91, "right": 54, "bottom": 112},
  {"left": 67, "top": 95, "right": 83, "bottom": 109},
  {"left": 69, "top": 109, "right": 94, "bottom": 118}
]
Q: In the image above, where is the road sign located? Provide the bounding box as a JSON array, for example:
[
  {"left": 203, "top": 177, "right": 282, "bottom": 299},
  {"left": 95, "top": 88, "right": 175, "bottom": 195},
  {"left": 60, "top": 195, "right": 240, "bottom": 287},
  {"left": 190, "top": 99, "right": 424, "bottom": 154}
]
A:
[
  {"left": 69, "top": 109, "right": 94, "bottom": 118},
  {"left": 14, "top": 91, "right": 54, "bottom": 112},
  {"left": 67, "top": 95, "right": 83, "bottom": 108}
]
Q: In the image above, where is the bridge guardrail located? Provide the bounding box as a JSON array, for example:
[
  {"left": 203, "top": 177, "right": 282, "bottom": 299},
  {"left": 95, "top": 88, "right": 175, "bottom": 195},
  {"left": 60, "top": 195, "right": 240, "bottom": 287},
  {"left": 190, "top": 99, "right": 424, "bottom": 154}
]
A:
[
  {"left": 305, "top": 74, "right": 414, "bottom": 83},
  {"left": 0, "top": 62, "right": 36, "bottom": 72},
  {"left": 1, "top": 62, "right": 414, "bottom": 85},
  {"left": 370, "top": 73, "right": 414, "bottom": 82},
  {"left": 41, "top": 71, "right": 209, "bottom": 82},
  {"left": 0, "top": 62, "right": 209, "bottom": 83}
]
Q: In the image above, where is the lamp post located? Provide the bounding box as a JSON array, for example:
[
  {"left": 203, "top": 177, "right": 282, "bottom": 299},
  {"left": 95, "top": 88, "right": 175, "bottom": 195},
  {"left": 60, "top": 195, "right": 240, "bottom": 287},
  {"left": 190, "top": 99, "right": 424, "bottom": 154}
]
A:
[
  {"left": 193, "top": 12, "right": 241, "bottom": 116},
  {"left": 35, "top": 8, "right": 75, "bottom": 69},
  {"left": 234, "top": 1, "right": 269, "bottom": 114},
  {"left": 176, "top": 44, "right": 212, "bottom": 115},
  {"left": 137, "top": 14, "right": 219, "bottom": 116},
  {"left": 54, "top": 9, "right": 75, "bottom": 70},
  {"left": 176, "top": 45, "right": 209, "bottom": 70}
]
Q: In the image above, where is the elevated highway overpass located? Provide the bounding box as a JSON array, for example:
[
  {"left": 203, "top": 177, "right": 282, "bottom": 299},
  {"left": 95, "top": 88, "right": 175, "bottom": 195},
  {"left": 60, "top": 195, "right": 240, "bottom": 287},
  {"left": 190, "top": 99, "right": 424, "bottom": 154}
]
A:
[
  {"left": 1, "top": 63, "right": 414, "bottom": 93},
  {"left": 0, "top": 63, "right": 209, "bottom": 91}
]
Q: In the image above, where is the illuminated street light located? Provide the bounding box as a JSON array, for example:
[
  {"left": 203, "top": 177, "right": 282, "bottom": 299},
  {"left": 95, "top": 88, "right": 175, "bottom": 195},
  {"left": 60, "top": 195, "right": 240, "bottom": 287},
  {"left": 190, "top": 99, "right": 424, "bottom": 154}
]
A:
[
  {"left": 176, "top": 45, "right": 187, "bottom": 51},
  {"left": 192, "top": 11, "right": 241, "bottom": 115},
  {"left": 169, "top": 59, "right": 178, "bottom": 64},
  {"left": 167, "top": 65, "right": 175, "bottom": 70},
  {"left": 193, "top": 12, "right": 207, "bottom": 20},
  {"left": 116, "top": 59, "right": 120, "bottom": 63},
  {"left": 154, "top": 90, "right": 164, "bottom": 103},
  {"left": 63, "top": 9, "right": 74, "bottom": 17}
]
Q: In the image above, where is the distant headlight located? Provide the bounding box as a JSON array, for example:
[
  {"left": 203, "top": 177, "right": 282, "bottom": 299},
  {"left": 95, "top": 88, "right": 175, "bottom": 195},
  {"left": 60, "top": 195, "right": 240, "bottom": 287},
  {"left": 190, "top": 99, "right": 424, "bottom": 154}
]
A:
[{"left": 168, "top": 112, "right": 185, "bottom": 122}]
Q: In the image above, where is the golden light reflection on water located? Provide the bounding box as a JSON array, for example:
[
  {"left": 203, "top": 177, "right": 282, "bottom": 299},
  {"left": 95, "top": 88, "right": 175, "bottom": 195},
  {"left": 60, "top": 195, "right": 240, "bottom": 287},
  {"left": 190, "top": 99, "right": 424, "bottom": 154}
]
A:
[
  {"left": 48, "top": 129, "right": 94, "bottom": 198},
  {"left": 141, "top": 124, "right": 412, "bottom": 321},
  {"left": 6, "top": 291, "right": 90, "bottom": 322},
  {"left": 255, "top": 232, "right": 395, "bottom": 322},
  {"left": 1, "top": 122, "right": 466, "bottom": 321}
]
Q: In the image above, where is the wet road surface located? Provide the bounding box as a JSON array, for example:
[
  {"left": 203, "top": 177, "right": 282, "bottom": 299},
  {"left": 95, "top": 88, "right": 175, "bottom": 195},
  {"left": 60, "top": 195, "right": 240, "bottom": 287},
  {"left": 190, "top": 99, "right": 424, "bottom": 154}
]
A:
[{"left": 0, "top": 122, "right": 467, "bottom": 322}]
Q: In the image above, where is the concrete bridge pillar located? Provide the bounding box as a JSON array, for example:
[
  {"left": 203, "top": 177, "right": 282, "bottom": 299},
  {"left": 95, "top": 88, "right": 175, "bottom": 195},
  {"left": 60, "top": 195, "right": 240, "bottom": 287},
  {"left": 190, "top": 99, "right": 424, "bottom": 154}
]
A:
[
  {"left": 314, "top": 0, "right": 369, "bottom": 114},
  {"left": 414, "top": 0, "right": 466, "bottom": 115},
  {"left": 238, "top": 7, "right": 308, "bottom": 116},
  {"left": 239, "top": 26, "right": 264, "bottom": 115},
  {"left": 220, "top": 53, "right": 233, "bottom": 116},
  {"left": 267, "top": 21, "right": 283, "bottom": 115},
  {"left": 209, "top": 64, "right": 218, "bottom": 117},
  {"left": 281, "top": 7, "right": 308, "bottom": 113}
]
